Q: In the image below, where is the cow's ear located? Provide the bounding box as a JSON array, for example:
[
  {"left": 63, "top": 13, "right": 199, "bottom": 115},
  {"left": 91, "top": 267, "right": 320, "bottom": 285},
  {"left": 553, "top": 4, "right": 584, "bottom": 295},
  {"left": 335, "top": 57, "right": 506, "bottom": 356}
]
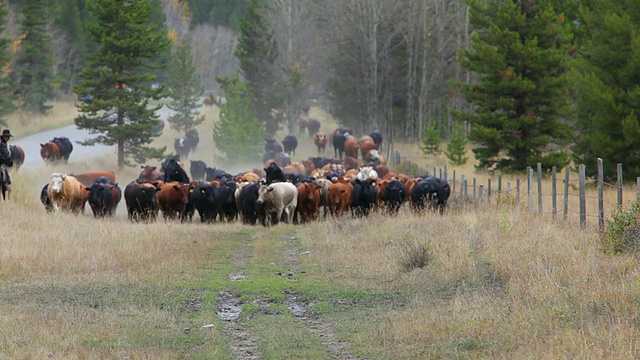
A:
[
  {"left": 173, "top": 185, "right": 181, "bottom": 191},
  {"left": 267, "top": 187, "right": 275, "bottom": 192},
  {"left": 40, "top": 143, "right": 44, "bottom": 147},
  {"left": 84, "top": 186, "right": 90, "bottom": 192},
  {"left": 140, "top": 165, "right": 145, "bottom": 169}
]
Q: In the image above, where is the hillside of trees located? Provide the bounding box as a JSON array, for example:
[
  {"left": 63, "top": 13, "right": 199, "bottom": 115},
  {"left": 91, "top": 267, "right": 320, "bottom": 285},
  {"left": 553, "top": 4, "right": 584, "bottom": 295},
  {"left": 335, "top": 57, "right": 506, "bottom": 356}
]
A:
[{"left": 0, "top": 0, "right": 639, "bottom": 179}]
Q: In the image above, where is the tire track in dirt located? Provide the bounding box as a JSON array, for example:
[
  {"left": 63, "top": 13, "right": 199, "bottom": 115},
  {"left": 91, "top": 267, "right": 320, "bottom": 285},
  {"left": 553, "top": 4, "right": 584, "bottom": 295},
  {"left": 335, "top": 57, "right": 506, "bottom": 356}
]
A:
[
  {"left": 280, "top": 233, "right": 363, "bottom": 360},
  {"left": 217, "top": 233, "right": 262, "bottom": 360}
]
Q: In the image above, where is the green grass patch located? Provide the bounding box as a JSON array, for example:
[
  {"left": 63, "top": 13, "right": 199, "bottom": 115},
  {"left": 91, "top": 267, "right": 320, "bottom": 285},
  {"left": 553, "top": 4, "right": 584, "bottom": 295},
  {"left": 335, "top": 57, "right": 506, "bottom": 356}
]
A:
[{"left": 249, "top": 314, "right": 333, "bottom": 360}]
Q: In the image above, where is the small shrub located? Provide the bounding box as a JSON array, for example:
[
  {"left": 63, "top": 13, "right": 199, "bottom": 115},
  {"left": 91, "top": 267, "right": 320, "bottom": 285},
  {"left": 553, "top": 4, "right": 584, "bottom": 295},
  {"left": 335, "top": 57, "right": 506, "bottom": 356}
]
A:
[
  {"left": 602, "top": 201, "right": 640, "bottom": 253},
  {"left": 398, "top": 240, "right": 433, "bottom": 272}
]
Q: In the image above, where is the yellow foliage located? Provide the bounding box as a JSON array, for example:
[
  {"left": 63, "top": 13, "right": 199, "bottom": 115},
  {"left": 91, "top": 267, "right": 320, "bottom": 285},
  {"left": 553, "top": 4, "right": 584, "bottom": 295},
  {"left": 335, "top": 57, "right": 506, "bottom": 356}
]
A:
[{"left": 12, "top": 32, "right": 27, "bottom": 54}]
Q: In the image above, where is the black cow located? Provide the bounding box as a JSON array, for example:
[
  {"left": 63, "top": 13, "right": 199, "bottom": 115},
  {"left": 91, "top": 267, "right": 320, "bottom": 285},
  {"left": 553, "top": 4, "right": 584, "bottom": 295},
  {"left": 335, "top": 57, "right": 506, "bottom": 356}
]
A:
[
  {"left": 307, "top": 119, "right": 321, "bottom": 137},
  {"left": 282, "top": 134, "right": 298, "bottom": 157},
  {"left": 213, "top": 181, "right": 237, "bottom": 222},
  {"left": 190, "top": 160, "right": 207, "bottom": 181},
  {"left": 265, "top": 162, "right": 285, "bottom": 185},
  {"left": 350, "top": 178, "right": 376, "bottom": 217},
  {"left": 188, "top": 182, "right": 217, "bottom": 223},
  {"left": 310, "top": 157, "right": 334, "bottom": 170},
  {"left": 52, "top": 137, "right": 73, "bottom": 162},
  {"left": 87, "top": 179, "right": 122, "bottom": 218},
  {"left": 369, "top": 130, "right": 383, "bottom": 148},
  {"left": 332, "top": 133, "right": 347, "bottom": 159},
  {"left": 163, "top": 158, "right": 190, "bottom": 183},
  {"left": 174, "top": 138, "right": 190, "bottom": 160},
  {"left": 40, "top": 183, "right": 53, "bottom": 213},
  {"left": 186, "top": 128, "right": 200, "bottom": 153},
  {"left": 124, "top": 181, "right": 159, "bottom": 222},
  {"left": 383, "top": 179, "right": 406, "bottom": 215},
  {"left": 411, "top": 177, "right": 451, "bottom": 214},
  {"left": 239, "top": 182, "right": 261, "bottom": 225},
  {"left": 205, "top": 167, "right": 233, "bottom": 182},
  {"left": 264, "top": 138, "right": 283, "bottom": 154}
]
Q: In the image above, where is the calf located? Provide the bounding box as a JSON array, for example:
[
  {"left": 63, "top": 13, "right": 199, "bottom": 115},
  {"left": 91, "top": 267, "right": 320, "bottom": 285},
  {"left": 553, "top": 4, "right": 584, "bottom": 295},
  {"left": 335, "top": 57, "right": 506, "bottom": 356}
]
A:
[
  {"left": 190, "top": 160, "right": 207, "bottom": 181},
  {"left": 238, "top": 182, "right": 262, "bottom": 225},
  {"left": 383, "top": 179, "right": 407, "bottom": 215},
  {"left": 295, "top": 182, "right": 321, "bottom": 224},
  {"left": 256, "top": 182, "right": 298, "bottom": 226},
  {"left": 282, "top": 134, "right": 298, "bottom": 157},
  {"left": 188, "top": 182, "right": 217, "bottom": 223},
  {"left": 350, "top": 178, "right": 376, "bottom": 217},
  {"left": 411, "top": 177, "right": 451, "bottom": 214},
  {"left": 86, "top": 180, "right": 122, "bottom": 218},
  {"left": 124, "top": 181, "right": 159, "bottom": 222},
  {"left": 156, "top": 182, "right": 192, "bottom": 221},
  {"left": 314, "top": 132, "right": 327, "bottom": 154},
  {"left": 327, "top": 179, "right": 353, "bottom": 217}
]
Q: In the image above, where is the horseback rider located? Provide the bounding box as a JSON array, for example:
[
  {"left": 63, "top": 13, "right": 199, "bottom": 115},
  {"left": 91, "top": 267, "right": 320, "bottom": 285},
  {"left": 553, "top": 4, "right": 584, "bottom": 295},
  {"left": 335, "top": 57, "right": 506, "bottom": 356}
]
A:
[{"left": 0, "top": 129, "right": 13, "bottom": 192}]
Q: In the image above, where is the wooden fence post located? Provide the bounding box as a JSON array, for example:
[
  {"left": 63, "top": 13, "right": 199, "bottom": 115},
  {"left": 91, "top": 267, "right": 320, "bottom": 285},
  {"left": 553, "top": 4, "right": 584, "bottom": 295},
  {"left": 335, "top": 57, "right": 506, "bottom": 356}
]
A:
[
  {"left": 564, "top": 166, "right": 570, "bottom": 221},
  {"left": 452, "top": 170, "right": 456, "bottom": 199},
  {"left": 528, "top": 167, "right": 534, "bottom": 214},
  {"left": 479, "top": 184, "right": 484, "bottom": 205},
  {"left": 488, "top": 178, "right": 492, "bottom": 201},
  {"left": 460, "top": 174, "right": 465, "bottom": 198},
  {"left": 579, "top": 164, "right": 586, "bottom": 228},
  {"left": 498, "top": 175, "right": 502, "bottom": 195},
  {"left": 516, "top": 177, "right": 521, "bottom": 204},
  {"left": 463, "top": 178, "right": 468, "bottom": 198},
  {"left": 617, "top": 163, "right": 623, "bottom": 207},
  {"left": 552, "top": 166, "right": 557, "bottom": 219},
  {"left": 598, "top": 158, "right": 604, "bottom": 230},
  {"left": 537, "top": 162, "right": 543, "bottom": 215},
  {"left": 473, "top": 177, "right": 477, "bottom": 209},
  {"left": 444, "top": 165, "right": 448, "bottom": 182}
]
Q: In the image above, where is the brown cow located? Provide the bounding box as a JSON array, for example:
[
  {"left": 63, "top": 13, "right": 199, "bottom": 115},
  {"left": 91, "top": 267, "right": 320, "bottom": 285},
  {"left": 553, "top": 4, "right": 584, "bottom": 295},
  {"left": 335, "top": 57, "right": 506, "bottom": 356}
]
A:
[
  {"left": 375, "top": 179, "right": 390, "bottom": 208},
  {"left": 360, "top": 140, "right": 377, "bottom": 161},
  {"left": 139, "top": 165, "right": 164, "bottom": 182},
  {"left": 156, "top": 181, "right": 193, "bottom": 221},
  {"left": 235, "top": 172, "right": 260, "bottom": 183},
  {"left": 295, "top": 182, "right": 321, "bottom": 224},
  {"left": 47, "top": 173, "right": 87, "bottom": 214},
  {"left": 69, "top": 171, "right": 117, "bottom": 187},
  {"left": 314, "top": 132, "right": 327, "bottom": 154},
  {"left": 344, "top": 137, "right": 359, "bottom": 159},
  {"left": 327, "top": 178, "right": 353, "bottom": 217},
  {"left": 405, "top": 177, "right": 423, "bottom": 202},
  {"left": 343, "top": 157, "right": 359, "bottom": 171},
  {"left": 344, "top": 169, "right": 359, "bottom": 180},
  {"left": 374, "top": 164, "right": 390, "bottom": 178},
  {"left": 365, "top": 149, "right": 386, "bottom": 165}
]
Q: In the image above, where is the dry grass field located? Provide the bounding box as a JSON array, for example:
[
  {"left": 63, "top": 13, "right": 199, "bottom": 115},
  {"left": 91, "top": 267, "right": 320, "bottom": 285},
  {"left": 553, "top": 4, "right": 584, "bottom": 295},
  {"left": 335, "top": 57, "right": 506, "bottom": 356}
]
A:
[{"left": 0, "top": 101, "right": 639, "bottom": 358}]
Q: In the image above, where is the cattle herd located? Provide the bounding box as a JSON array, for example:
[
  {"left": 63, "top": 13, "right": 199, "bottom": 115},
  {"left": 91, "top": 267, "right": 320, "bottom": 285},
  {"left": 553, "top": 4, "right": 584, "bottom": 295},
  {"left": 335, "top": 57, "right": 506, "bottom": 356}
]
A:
[{"left": 38, "top": 124, "right": 452, "bottom": 225}]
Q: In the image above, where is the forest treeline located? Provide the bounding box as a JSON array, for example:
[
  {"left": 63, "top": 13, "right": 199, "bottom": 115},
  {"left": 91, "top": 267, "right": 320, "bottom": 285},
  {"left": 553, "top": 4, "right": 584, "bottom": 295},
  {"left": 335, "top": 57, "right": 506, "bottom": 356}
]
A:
[{"left": 0, "top": 0, "right": 638, "bottom": 179}]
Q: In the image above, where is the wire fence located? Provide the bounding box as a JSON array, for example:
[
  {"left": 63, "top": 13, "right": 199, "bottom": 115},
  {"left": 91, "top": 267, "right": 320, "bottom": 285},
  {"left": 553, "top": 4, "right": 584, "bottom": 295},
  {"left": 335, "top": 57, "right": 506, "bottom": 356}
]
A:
[{"left": 389, "top": 153, "right": 634, "bottom": 230}]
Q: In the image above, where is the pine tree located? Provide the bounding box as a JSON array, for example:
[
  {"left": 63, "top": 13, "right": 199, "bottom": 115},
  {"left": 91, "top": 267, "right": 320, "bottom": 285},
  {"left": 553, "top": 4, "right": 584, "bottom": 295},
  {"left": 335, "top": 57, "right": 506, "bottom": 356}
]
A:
[
  {"left": 13, "top": 0, "right": 53, "bottom": 114},
  {"left": 213, "top": 73, "right": 264, "bottom": 164},
  {"left": 420, "top": 123, "right": 441, "bottom": 155},
  {"left": 236, "top": 0, "right": 283, "bottom": 137},
  {"left": 571, "top": 0, "right": 640, "bottom": 181},
  {"left": 167, "top": 41, "right": 205, "bottom": 136},
  {"left": 445, "top": 123, "right": 469, "bottom": 165},
  {"left": 74, "top": 0, "right": 171, "bottom": 168},
  {"left": 452, "top": 0, "right": 573, "bottom": 172},
  {"left": 0, "top": 2, "right": 14, "bottom": 126}
]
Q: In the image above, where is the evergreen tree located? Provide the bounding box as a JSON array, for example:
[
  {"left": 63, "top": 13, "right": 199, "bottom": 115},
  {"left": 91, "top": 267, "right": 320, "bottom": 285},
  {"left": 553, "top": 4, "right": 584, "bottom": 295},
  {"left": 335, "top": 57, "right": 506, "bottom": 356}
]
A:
[
  {"left": 420, "top": 123, "right": 441, "bottom": 155},
  {"left": 453, "top": 0, "right": 573, "bottom": 171},
  {"left": 74, "top": 0, "right": 171, "bottom": 168},
  {"left": 571, "top": 0, "right": 640, "bottom": 180},
  {"left": 0, "top": 2, "right": 14, "bottom": 126},
  {"left": 167, "top": 41, "right": 205, "bottom": 136},
  {"left": 13, "top": 0, "right": 53, "bottom": 114},
  {"left": 445, "top": 123, "right": 469, "bottom": 165},
  {"left": 236, "top": 0, "right": 283, "bottom": 137},
  {"left": 213, "top": 73, "right": 264, "bottom": 163}
]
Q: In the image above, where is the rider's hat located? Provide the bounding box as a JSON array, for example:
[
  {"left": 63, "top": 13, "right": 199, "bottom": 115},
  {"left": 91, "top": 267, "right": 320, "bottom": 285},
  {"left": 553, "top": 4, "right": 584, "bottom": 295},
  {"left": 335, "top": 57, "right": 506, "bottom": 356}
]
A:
[{"left": 1, "top": 129, "right": 12, "bottom": 137}]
